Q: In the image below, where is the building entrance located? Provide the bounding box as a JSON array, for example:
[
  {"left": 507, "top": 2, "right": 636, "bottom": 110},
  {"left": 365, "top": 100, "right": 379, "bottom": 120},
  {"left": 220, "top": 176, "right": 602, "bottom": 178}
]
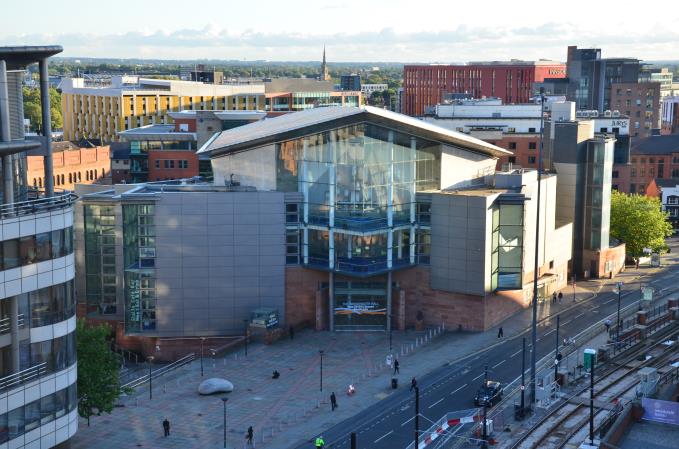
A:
[{"left": 333, "top": 280, "right": 387, "bottom": 331}]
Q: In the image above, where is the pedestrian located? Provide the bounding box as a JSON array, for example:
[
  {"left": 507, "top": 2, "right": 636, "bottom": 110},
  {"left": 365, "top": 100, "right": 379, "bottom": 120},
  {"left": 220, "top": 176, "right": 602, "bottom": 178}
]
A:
[
  {"left": 289, "top": 326, "right": 295, "bottom": 340},
  {"left": 605, "top": 319, "right": 612, "bottom": 334},
  {"left": 558, "top": 292, "right": 563, "bottom": 303},
  {"left": 272, "top": 370, "right": 280, "bottom": 379},
  {"left": 552, "top": 292, "right": 557, "bottom": 304},
  {"left": 410, "top": 377, "right": 417, "bottom": 391},
  {"left": 330, "top": 392, "right": 337, "bottom": 411},
  {"left": 246, "top": 426, "right": 254, "bottom": 447},
  {"left": 393, "top": 358, "right": 400, "bottom": 375},
  {"left": 315, "top": 435, "right": 325, "bottom": 448},
  {"left": 497, "top": 327, "right": 504, "bottom": 338},
  {"left": 162, "top": 418, "right": 170, "bottom": 437}
]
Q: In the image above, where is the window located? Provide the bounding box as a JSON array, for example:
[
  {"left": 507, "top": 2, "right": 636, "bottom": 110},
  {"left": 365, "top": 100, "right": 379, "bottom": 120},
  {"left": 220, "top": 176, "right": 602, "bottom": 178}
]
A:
[
  {"left": 285, "top": 203, "right": 299, "bottom": 224},
  {"left": 640, "top": 168, "right": 645, "bottom": 177},
  {"left": 649, "top": 167, "right": 655, "bottom": 177},
  {"left": 528, "top": 156, "right": 536, "bottom": 164},
  {"left": 19, "top": 236, "right": 36, "bottom": 265},
  {"left": 631, "top": 168, "right": 636, "bottom": 177},
  {"left": 179, "top": 160, "right": 188, "bottom": 169},
  {"left": 528, "top": 127, "right": 536, "bottom": 133},
  {"left": 164, "top": 160, "right": 175, "bottom": 169},
  {"left": 508, "top": 156, "right": 516, "bottom": 164},
  {"left": 508, "top": 142, "right": 517, "bottom": 150},
  {"left": 528, "top": 142, "right": 537, "bottom": 150},
  {"left": 612, "top": 170, "right": 619, "bottom": 179},
  {"left": 650, "top": 158, "right": 655, "bottom": 163},
  {"left": 155, "top": 160, "right": 160, "bottom": 169},
  {"left": 659, "top": 164, "right": 665, "bottom": 178}
]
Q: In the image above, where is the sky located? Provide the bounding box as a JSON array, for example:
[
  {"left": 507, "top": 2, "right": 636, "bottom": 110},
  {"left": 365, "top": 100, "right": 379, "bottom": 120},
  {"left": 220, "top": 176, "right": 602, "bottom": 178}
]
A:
[{"left": 2, "top": 0, "right": 678, "bottom": 62}]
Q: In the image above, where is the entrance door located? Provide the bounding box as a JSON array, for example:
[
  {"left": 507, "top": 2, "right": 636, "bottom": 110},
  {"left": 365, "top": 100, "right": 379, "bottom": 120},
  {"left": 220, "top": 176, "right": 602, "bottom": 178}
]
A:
[{"left": 333, "top": 280, "right": 387, "bottom": 331}]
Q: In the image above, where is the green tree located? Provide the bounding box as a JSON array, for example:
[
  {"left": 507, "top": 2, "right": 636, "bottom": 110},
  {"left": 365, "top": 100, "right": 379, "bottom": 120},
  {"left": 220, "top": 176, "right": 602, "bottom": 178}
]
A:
[
  {"left": 22, "top": 86, "right": 62, "bottom": 132},
  {"left": 76, "top": 319, "right": 124, "bottom": 426},
  {"left": 610, "top": 190, "right": 673, "bottom": 263}
]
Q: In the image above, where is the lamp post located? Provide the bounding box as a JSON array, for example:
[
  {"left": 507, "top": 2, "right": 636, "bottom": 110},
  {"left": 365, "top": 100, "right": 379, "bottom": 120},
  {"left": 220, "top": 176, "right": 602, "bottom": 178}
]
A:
[
  {"left": 221, "top": 397, "right": 228, "bottom": 449},
  {"left": 589, "top": 360, "right": 595, "bottom": 446},
  {"left": 243, "top": 319, "right": 249, "bottom": 357},
  {"left": 520, "top": 337, "right": 526, "bottom": 417},
  {"left": 200, "top": 337, "right": 206, "bottom": 377},
  {"left": 147, "top": 355, "right": 154, "bottom": 400},
  {"left": 319, "top": 350, "right": 324, "bottom": 393},
  {"left": 530, "top": 87, "right": 546, "bottom": 406},
  {"left": 388, "top": 313, "right": 393, "bottom": 353},
  {"left": 554, "top": 314, "right": 560, "bottom": 382},
  {"left": 616, "top": 282, "right": 623, "bottom": 342},
  {"left": 482, "top": 365, "right": 488, "bottom": 449}
]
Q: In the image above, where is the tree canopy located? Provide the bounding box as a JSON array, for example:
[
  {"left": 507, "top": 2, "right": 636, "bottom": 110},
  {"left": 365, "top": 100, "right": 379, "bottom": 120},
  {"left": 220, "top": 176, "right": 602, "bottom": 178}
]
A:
[
  {"left": 76, "top": 319, "right": 123, "bottom": 425},
  {"left": 609, "top": 190, "right": 673, "bottom": 257},
  {"left": 22, "top": 86, "right": 62, "bottom": 132}
]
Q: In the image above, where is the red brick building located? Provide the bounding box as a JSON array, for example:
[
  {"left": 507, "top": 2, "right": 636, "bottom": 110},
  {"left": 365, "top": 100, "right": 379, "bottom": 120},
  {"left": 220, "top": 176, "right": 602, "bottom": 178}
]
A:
[
  {"left": 28, "top": 142, "right": 110, "bottom": 190},
  {"left": 613, "top": 134, "right": 679, "bottom": 194},
  {"left": 610, "top": 82, "right": 661, "bottom": 138},
  {"left": 403, "top": 61, "right": 566, "bottom": 116}
]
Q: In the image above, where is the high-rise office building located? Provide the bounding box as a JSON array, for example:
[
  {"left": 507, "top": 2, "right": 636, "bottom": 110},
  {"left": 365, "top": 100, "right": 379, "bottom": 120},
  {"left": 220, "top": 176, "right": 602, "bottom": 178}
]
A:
[{"left": 0, "top": 45, "right": 78, "bottom": 448}]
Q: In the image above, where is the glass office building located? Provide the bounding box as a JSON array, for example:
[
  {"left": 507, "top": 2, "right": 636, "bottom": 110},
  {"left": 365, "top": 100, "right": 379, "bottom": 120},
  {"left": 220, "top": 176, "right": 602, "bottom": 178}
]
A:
[
  {"left": 205, "top": 106, "right": 515, "bottom": 331},
  {"left": 0, "top": 46, "right": 78, "bottom": 448}
]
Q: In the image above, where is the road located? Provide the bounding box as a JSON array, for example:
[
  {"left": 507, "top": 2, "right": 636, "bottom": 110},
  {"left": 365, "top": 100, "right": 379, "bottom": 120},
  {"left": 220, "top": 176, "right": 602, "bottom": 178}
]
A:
[{"left": 295, "top": 242, "right": 679, "bottom": 449}]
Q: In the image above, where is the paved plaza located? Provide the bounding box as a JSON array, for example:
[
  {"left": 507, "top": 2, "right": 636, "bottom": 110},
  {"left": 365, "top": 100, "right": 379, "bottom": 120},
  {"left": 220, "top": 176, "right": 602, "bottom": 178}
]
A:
[{"left": 70, "top": 262, "right": 668, "bottom": 449}]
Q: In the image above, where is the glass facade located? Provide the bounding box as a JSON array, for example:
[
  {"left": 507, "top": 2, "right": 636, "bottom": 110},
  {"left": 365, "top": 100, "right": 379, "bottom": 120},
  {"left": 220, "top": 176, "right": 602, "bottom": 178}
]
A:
[
  {"left": 275, "top": 123, "right": 440, "bottom": 276},
  {"left": 0, "top": 227, "right": 73, "bottom": 271},
  {"left": 491, "top": 203, "right": 524, "bottom": 290},
  {"left": 84, "top": 205, "right": 117, "bottom": 315},
  {"left": 123, "top": 204, "right": 156, "bottom": 333},
  {"left": 334, "top": 280, "right": 387, "bottom": 331},
  {"left": 585, "top": 142, "right": 612, "bottom": 251}
]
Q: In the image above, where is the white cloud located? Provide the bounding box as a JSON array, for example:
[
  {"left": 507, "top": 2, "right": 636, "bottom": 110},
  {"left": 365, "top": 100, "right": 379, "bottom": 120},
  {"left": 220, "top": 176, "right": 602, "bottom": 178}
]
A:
[{"left": 2, "top": 22, "right": 678, "bottom": 62}]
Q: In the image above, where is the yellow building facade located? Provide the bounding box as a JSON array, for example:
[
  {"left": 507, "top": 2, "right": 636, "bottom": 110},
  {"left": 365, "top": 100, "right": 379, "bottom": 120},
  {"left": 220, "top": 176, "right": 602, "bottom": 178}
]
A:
[{"left": 61, "top": 76, "right": 265, "bottom": 143}]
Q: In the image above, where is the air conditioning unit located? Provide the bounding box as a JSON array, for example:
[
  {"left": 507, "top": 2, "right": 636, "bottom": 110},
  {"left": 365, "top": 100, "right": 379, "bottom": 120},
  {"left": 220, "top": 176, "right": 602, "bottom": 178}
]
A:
[
  {"left": 604, "top": 110, "right": 612, "bottom": 117},
  {"left": 612, "top": 110, "right": 621, "bottom": 117},
  {"left": 591, "top": 110, "right": 599, "bottom": 117}
]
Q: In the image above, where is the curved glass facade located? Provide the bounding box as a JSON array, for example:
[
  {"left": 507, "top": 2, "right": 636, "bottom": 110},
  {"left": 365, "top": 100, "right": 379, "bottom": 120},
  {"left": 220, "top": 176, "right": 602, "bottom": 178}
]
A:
[{"left": 276, "top": 123, "right": 440, "bottom": 276}]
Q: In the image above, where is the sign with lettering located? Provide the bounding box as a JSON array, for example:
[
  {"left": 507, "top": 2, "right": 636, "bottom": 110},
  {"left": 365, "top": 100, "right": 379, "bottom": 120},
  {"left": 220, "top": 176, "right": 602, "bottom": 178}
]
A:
[{"left": 642, "top": 398, "right": 679, "bottom": 425}]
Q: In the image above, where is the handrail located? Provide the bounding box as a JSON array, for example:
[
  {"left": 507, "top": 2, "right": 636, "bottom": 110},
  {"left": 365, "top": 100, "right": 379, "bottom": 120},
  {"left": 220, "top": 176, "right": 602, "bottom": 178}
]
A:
[
  {"left": 0, "top": 363, "right": 47, "bottom": 393},
  {"left": 0, "top": 191, "right": 77, "bottom": 220},
  {"left": 0, "top": 314, "right": 26, "bottom": 334},
  {"left": 120, "top": 352, "right": 195, "bottom": 391}
]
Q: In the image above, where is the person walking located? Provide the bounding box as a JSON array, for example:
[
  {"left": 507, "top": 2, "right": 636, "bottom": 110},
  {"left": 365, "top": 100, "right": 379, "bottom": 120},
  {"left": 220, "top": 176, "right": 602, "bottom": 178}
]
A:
[
  {"left": 552, "top": 292, "right": 557, "bottom": 305},
  {"left": 162, "top": 418, "right": 170, "bottom": 437},
  {"left": 558, "top": 291, "right": 563, "bottom": 303},
  {"left": 410, "top": 377, "right": 417, "bottom": 392},
  {"left": 289, "top": 326, "right": 295, "bottom": 340},
  {"left": 246, "top": 426, "right": 254, "bottom": 447},
  {"left": 497, "top": 327, "right": 504, "bottom": 338},
  {"left": 605, "top": 319, "right": 612, "bottom": 335},
  {"left": 330, "top": 392, "right": 338, "bottom": 411},
  {"left": 315, "top": 435, "right": 325, "bottom": 448},
  {"left": 393, "top": 358, "right": 400, "bottom": 375}
]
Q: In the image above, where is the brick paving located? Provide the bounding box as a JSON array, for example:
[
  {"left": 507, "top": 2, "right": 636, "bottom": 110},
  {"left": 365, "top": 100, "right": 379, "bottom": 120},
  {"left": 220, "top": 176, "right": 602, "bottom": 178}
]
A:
[{"left": 71, "top": 262, "right": 672, "bottom": 449}]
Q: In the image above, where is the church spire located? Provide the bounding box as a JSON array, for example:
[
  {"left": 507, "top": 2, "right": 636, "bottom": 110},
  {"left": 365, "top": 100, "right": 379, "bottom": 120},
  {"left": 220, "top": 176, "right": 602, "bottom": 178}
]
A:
[{"left": 320, "top": 46, "right": 330, "bottom": 81}]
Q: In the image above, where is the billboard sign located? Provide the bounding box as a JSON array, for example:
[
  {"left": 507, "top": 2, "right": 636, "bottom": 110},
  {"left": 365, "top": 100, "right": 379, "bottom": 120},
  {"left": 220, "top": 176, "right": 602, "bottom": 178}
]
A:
[{"left": 642, "top": 398, "right": 679, "bottom": 425}]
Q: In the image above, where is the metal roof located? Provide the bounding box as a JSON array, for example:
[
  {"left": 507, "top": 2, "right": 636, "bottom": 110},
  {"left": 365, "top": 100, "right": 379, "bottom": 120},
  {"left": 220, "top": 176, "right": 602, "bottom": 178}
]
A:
[
  {"left": 0, "top": 46, "right": 63, "bottom": 70},
  {"left": 631, "top": 135, "right": 679, "bottom": 155},
  {"left": 200, "top": 106, "right": 511, "bottom": 158}
]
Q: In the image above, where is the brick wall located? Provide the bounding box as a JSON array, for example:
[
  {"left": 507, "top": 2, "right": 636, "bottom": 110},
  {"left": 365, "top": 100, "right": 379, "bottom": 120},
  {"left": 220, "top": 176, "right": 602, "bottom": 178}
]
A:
[
  {"left": 583, "top": 243, "right": 626, "bottom": 279},
  {"left": 285, "top": 266, "right": 327, "bottom": 329}
]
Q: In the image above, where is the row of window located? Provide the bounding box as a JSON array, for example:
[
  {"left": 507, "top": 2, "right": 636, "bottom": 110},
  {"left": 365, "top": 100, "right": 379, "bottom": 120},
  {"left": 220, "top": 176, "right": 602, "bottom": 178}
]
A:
[
  {"left": 0, "top": 383, "right": 76, "bottom": 443},
  {"left": 154, "top": 159, "right": 189, "bottom": 169},
  {"left": 0, "top": 227, "right": 73, "bottom": 271},
  {"left": 506, "top": 142, "right": 537, "bottom": 150},
  {"left": 31, "top": 170, "right": 104, "bottom": 189},
  {"left": 15, "top": 280, "right": 76, "bottom": 329}
]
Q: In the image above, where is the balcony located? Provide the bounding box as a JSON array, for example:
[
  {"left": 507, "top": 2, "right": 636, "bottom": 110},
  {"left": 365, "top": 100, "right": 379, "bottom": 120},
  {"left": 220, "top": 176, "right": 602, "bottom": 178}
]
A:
[
  {"left": 306, "top": 256, "right": 415, "bottom": 277},
  {"left": 0, "top": 191, "right": 77, "bottom": 220}
]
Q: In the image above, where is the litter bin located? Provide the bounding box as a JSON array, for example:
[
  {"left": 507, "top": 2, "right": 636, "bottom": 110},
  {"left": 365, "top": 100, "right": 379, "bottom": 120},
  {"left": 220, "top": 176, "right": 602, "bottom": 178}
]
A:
[{"left": 391, "top": 378, "right": 398, "bottom": 389}]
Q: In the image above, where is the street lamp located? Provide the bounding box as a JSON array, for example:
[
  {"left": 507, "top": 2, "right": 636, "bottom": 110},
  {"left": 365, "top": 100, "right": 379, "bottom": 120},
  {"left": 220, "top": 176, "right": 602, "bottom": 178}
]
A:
[
  {"left": 319, "top": 350, "right": 324, "bottom": 393},
  {"left": 147, "top": 355, "right": 154, "bottom": 400},
  {"left": 221, "top": 397, "right": 228, "bottom": 449},
  {"left": 616, "top": 282, "right": 623, "bottom": 342},
  {"left": 244, "top": 319, "right": 249, "bottom": 357},
  {"left": 200, "top": 337, "right": 206, "bottom": 377},
  {"left": 414, "top": 386, "right": 420, "bottom": 448},
  {"left": 388, "top": 313, "right": 393, "bottom": 353},
  {"left": 530, "top": 87, "right": 546, "bottom": 407}
]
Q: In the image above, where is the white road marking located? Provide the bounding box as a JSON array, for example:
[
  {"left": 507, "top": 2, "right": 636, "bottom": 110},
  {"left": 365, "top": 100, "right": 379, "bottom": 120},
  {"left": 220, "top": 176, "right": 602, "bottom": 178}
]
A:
[
  {"left": 574, "top": 313, "right": 584, "bottom": 319},
  {"left": 374, "top": 430, "right": 393, "bottom": 443},
  {"left": 473, "top": 373, "right": 484, "bottom": 381},
  {"left": 544, "top": 329, "right": 555, "bottom": 336},
  {"left": 493, "top": 360, "right": 506, "bottom": 369},
  {"left": 451, "top": 384, "right": 468, "bottom": 395},
  {"left": 429, "top": 397, "right": 445, "bottom": 409},
  {"left": 511, "top": 349, "right": 522, "bottom": 358},
  {"left": 562, "top": 319, "right": 572, "bottom": 326},
  {"left": 401, "top": 416, "right": 415, "bottom": 426}
]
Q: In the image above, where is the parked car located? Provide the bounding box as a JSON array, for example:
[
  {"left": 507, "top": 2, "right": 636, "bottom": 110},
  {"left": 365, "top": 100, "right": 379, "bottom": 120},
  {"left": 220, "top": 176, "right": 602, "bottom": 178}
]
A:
[{"left": 474, "top": 380, "right": 503, "bottom": 407}]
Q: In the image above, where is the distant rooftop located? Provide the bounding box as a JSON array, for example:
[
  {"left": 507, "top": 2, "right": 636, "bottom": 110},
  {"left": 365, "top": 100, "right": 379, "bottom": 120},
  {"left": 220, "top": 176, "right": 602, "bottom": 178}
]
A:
[
  {"left": 631, "top": 134, "right": 679, "bottom": 155},
  {"left": 406, "top": 60, "right": 564, "bottom": 67}
]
